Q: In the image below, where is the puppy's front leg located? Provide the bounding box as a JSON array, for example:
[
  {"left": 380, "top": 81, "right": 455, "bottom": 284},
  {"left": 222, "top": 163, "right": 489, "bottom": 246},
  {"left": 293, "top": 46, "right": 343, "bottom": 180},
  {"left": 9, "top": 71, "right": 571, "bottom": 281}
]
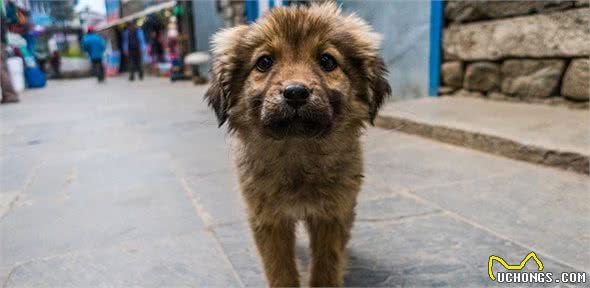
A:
[
  {"left": 250, "top": 217, "right": 299, "bottom": 287},
  {"left": 306, "top": 214, "right": 354, "bottom": 287}
]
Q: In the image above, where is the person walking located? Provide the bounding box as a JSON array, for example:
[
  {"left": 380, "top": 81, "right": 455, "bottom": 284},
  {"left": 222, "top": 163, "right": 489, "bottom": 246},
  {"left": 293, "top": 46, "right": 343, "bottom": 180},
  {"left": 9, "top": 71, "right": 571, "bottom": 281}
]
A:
[
  {"left": 82, "top": 26, "right": 106, "bottom": 82},
  {"left": 50, "top": 51, "right": 61, "bottom": 79},
  {"left": 122, "top": 22, "right": 146, "bottom": 81}
]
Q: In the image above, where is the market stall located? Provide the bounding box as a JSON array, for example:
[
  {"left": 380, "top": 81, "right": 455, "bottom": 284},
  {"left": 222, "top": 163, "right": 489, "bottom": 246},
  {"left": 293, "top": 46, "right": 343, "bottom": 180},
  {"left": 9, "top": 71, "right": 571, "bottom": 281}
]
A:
[
  {"left": 97, "top": 1, "right": 193, "bottom": 79},
  {"left": 2, "top": 0, "right": 46, "bottom": 89}
]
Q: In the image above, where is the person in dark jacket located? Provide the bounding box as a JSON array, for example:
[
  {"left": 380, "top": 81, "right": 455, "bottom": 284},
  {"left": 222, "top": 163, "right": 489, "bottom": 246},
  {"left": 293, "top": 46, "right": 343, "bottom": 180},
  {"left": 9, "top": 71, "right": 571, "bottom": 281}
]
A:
[
  {"left": 122, "top": 21, "right": 146, "bottom": 81},
  {"left": 149, "top": 30, "right": 164, "bottom": 63},
  {"left": 50, "top": 51, "right": 61, "bottom": 79},
  {"left": 82, "top": 26, "right": 106, "bottom": 82}
]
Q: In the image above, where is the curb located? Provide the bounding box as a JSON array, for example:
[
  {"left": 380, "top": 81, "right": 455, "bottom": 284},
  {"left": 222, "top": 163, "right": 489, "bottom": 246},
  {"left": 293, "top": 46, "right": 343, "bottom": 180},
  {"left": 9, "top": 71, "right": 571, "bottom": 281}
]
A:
[{"left": 375, "top": 115, "right": 589, "bottom": 175}]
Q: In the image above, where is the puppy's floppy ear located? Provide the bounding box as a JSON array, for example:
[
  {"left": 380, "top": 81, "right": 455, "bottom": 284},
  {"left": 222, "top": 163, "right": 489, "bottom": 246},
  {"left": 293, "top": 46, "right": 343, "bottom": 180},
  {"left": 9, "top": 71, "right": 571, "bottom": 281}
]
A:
[
  {"left": 206, "top": 79, "right": 227, "bottom": 126},
  {"left": 205, "top": 25, "right": 249, "bottom": 127},
  {"left": 367, "top": 56, "right": 391, "bottom": 125}
]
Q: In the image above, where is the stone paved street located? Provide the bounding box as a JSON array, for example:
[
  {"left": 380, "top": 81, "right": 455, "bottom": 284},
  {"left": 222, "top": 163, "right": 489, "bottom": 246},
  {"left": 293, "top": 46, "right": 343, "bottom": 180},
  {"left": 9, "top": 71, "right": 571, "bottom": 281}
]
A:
[{"left": 1, "top": 77, "right": 589, "bottom": 287}]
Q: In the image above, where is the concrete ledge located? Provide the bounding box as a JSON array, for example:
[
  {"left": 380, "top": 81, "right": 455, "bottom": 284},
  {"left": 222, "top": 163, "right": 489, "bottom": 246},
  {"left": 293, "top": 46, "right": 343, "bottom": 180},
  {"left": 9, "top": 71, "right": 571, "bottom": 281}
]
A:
[{"left": 376, "top": 97, "right": 589, "bottom": 174}]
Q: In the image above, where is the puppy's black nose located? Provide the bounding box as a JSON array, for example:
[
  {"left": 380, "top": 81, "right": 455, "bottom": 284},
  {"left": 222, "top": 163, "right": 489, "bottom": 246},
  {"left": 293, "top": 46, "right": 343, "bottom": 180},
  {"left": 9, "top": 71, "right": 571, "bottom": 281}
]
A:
[{"left": 283, "top": 84, "right": 310, "bottom": 107}]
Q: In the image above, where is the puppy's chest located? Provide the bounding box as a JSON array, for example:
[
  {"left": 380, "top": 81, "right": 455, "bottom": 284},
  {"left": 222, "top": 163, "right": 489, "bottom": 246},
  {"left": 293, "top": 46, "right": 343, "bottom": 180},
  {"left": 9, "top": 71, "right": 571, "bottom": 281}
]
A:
[
  {"left": 279, "top": 161, "right": 339, "bottom": 191},
  {"left": 258, "top": 155, "right": 341, "bottom": 188},
  {"left": 239, "top": 150, "right": 358, "bottom": 193}
]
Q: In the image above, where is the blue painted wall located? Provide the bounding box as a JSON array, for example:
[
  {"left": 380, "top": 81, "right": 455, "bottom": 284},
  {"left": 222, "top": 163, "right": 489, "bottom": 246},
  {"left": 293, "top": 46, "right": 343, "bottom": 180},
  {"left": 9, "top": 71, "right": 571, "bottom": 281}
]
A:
[
  {"left": 192, "top": 0, "right": 224, "bottom": 76},
  {"left": 342, "top": 0, "right": 432, "bottom": 101}
]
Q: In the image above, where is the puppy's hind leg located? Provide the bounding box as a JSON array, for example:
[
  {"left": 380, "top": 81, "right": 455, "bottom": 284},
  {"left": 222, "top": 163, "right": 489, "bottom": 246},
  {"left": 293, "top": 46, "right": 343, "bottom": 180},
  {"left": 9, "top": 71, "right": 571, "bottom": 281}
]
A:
[
  {"left": 250, "top": 216, "right": 300, "bottom": 287},
  {"left": 306, "top": 213, "right": 354, "bottom": 287}
]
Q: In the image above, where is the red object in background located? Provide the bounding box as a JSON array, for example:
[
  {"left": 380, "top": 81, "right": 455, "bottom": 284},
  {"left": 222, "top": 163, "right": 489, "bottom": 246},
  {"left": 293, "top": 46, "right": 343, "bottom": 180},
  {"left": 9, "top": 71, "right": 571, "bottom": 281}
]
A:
[
  {"left": 8, "top": 23, "right": 24, "bottom": 34},
  {"left": 13, "top": 47, "right": 23, "bottom": 58}
]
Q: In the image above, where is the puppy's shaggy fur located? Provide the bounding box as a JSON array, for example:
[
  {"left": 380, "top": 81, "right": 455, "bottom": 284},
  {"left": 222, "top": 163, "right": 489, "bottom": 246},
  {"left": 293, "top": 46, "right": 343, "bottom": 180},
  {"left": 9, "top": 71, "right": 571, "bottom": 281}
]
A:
[{"left": 206, "top": 3, "right": 390, "bottom": 287}]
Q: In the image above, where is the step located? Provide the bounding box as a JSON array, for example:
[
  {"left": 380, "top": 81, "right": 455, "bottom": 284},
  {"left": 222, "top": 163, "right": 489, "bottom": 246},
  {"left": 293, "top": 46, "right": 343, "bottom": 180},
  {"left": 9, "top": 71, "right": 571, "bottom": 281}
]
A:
[{"left": 376, "top": 96, "right": 589, "bottom": 174}]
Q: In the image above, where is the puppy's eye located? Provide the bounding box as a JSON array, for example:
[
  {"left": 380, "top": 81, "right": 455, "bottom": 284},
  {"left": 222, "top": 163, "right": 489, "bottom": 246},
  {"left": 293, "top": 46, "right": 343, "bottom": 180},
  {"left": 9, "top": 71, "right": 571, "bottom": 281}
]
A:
[
  {"left": 319, "top": 54, "right": 337, "bottom": 72},
  {"left": 255, "top": 56, "right": 273, "bottom": 72}
]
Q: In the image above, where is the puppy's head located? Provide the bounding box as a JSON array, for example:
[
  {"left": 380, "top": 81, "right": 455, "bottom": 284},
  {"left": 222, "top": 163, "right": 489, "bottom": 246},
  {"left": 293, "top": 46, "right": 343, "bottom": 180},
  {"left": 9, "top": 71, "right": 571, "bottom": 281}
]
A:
[{"left": 206, "top": 3, "right": 390, "bottom": 139}]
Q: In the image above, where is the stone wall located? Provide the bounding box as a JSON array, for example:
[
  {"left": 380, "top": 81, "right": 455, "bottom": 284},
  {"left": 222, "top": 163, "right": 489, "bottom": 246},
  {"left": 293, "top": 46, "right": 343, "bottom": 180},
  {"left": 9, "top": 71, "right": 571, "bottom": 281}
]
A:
[{"left": 440, "top": 0, "right": 589, "bottom": 108}]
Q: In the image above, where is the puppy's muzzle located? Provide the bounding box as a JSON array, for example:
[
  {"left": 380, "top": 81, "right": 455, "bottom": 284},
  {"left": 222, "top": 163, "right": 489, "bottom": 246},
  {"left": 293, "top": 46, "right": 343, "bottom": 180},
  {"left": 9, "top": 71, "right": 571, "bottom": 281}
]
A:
[
  {"left": 261, "top": 83, "right": 333, "bottom": 139},
  {"left": 283, "top": 84, "right": 310, "bottom": 109}
]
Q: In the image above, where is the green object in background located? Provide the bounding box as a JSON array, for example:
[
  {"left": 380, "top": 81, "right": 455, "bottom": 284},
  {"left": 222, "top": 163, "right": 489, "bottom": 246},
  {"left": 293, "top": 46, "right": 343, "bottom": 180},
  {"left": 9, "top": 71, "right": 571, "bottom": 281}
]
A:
[
  {"left": 173, "top": 5, "right": 184, "bottom": 16},
  {"left": 63, "top": 46, "right": 82, "bottom": 58},
  {"left": 0, "top": 0, "right": 6, "bottom": 17}
]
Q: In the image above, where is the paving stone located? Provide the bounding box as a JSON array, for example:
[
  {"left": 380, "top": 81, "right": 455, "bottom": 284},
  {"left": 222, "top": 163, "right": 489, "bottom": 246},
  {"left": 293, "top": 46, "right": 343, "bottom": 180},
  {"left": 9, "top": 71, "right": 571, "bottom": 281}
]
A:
[
  {"left": 345, "top": 214, "right": 580, "bottom": 287},
  {"left": 140, "top": 123, "right": 232, "bottom": 176},
  {"left": 0, "top": 191, "right": 19, "bottom": 218},
  {"left": 413, "top": 169, "right": 590, "bottom": 271},
  {"left": 168, "top": 132, "right": 232, "bottom": 176},
  {"left": 362, "top": 127, "right": 423, "bottom": 153},
  {"left": 356, "top": 193, "right": 441, "bottom": 221},
  {"left": 0, "top": 153, "right": 41, "bottom": 193},
  {"left": 364, "top": 136, "right": 526, "bottom": 192},
  {"left": 0, "top": 122, "right": 74, "bottom": 157},
  {"left": 59, "top": 123, "right": 144, "bottom": 153},
  {"left": 22, "top": 153, "right": 80, "bottom": 201},
  {"left": 70, "top": 151, "right": 177, "bottom": 192},
  {"left": 183, "top": 171, "right": 246, "bottom": 226},
  {"left": 214, "top": 222, "right": 267, "bottom": 287},
  {"left": 0, "top": 267, "right": 11, "bottom": 287},
  {"left": 3, "top": 233, "right": 240, "bottom": 288},
  {"left": 1, "top": 179, "right": 204, "bottom": 265},
  {"left": 0, "top": 102, "right": 94, "bottom": 128}
]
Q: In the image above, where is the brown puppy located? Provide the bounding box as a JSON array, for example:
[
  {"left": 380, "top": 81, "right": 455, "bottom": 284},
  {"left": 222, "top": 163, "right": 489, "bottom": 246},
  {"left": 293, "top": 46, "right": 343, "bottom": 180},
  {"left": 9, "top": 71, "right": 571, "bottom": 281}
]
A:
[{"left": 205, "top": 3, "right": 390, "bottom": 287}]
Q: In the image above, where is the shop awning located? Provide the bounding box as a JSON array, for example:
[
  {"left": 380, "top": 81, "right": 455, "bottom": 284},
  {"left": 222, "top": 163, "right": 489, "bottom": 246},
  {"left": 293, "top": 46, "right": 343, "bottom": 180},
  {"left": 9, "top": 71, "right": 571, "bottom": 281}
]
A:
[{"left": 96, "top": 0, "right": 176, "bottom": 31}]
